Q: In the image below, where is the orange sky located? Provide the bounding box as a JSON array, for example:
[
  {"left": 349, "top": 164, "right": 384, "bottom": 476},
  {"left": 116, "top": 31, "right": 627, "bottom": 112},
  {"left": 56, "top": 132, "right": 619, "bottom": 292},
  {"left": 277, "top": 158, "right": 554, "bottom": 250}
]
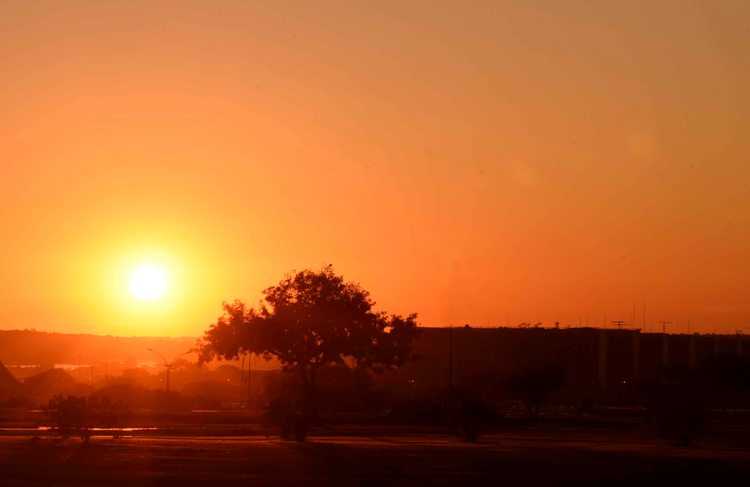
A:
[{"left": 1, "top": 1, "right": 748, "bottom": 336}]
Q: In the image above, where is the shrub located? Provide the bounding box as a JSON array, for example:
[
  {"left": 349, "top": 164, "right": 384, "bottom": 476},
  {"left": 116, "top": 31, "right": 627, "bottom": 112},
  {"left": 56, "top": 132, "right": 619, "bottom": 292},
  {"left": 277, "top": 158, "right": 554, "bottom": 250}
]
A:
[
  {"left": 458, "top": 398, "right": 502, "bottom": 442},
  {"left": 44, "top": 394, "right": 130, "bottom": 442},
  {"left": 44, "top": 395, "right": 90, "bottom": 442}
]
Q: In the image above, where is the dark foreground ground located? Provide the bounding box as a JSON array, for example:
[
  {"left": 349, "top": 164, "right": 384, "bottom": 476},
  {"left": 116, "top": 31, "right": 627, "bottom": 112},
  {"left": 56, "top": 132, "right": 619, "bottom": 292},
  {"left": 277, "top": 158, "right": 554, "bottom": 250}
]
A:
[{"left": 1, "top": 425, "right": 749, "bottom": 486}]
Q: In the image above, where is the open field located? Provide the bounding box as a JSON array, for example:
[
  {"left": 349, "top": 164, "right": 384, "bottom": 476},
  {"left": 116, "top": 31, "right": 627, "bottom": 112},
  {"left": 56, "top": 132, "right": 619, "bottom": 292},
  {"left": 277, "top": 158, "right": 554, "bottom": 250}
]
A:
[{"left": 1, "top": 425, "right": 748, "bottom": 486}]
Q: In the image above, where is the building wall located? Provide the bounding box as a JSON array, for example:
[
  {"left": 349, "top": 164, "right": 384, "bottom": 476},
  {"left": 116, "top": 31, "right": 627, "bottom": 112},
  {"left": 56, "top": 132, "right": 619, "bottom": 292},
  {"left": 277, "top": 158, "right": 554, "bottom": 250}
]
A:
[{"left": 376, "top": 327, "right": 750, "bottom": 402}]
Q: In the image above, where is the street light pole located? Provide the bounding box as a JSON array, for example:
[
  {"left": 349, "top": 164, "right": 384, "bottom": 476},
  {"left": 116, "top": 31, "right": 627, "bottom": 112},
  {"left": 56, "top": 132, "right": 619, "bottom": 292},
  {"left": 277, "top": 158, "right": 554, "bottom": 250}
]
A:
[{"left": 147, "top": 348, "right": 191, "bottom": 394}]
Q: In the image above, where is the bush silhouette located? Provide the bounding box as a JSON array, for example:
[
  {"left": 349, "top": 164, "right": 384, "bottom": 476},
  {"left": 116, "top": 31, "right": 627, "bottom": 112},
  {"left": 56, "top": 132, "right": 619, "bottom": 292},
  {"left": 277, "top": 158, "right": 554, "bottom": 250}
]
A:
[
  {"left": 45, "top": 395, "right": 90, "bottom": 442},
  {"left": 701, "top": 354, "right": 750, "bottom": 412},
  {"left": 44, "top": 394, "right": 130, "bottom": 442},
  {"left": 458, "top": 397, "right": 502, "bottom": 442},
  {"left": 655, "top": 366, "right": 707, "bottom": 446},
  {"left": 638, "top": 366, "right": 707, "bottom": 446},
  {"left": 507, "top": 362, "right": 566, "bottom": 424}
]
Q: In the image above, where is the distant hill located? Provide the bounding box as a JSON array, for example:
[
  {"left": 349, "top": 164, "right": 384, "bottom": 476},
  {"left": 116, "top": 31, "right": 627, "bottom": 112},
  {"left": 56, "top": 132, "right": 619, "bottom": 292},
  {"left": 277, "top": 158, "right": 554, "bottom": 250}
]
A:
[
  {"left": 0, "top": 329, "right": 198, "bottom": 366},
  {"left": 20, "top": 368, "right": 83, "bottom": 403},
  {"left": 0, "top": 362, "right": 18, "bottom": 391},
  {"left": 0, "top": 361, "right": 22, "bottom": 404}
]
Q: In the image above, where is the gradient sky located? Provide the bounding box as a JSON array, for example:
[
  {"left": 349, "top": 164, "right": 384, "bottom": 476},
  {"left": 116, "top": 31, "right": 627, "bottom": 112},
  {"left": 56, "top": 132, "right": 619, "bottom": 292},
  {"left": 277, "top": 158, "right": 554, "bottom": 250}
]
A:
[{"left": 1, "top": 1, "right": 748, "bottom": 336}]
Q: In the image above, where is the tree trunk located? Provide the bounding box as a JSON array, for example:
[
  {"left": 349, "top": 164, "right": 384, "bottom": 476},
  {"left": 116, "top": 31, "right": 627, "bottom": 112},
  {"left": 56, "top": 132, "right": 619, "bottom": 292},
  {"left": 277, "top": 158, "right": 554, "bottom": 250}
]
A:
[
  {"left": 291, "top": 364, "right": 318, "bottom": 441},
  {"left": 296, "top": 366, "right": 319, "bottom": 417},
  {"left": 306, "top": 365, "right": 319, "bottom": 422}
]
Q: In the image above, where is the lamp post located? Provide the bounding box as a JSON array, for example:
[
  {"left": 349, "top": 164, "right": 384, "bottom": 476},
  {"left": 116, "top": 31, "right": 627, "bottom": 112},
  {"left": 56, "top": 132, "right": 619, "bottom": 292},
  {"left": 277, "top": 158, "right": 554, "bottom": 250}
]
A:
[{"left": 147, "top": 348, "right": 191, "bottom": 394}]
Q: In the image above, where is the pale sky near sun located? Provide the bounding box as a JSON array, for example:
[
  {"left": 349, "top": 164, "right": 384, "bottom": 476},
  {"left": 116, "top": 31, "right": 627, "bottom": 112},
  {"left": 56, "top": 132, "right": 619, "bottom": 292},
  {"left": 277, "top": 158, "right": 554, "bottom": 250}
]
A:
[{"left": 1, "top": 1, "right": 748, "bottom": 336}]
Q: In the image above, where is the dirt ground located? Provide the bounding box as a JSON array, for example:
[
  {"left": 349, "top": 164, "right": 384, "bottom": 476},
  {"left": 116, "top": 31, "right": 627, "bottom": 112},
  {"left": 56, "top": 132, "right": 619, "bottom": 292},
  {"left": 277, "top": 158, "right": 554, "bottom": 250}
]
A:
[{"left": 0, "top": 426, "right": 748, "bottom": 486}]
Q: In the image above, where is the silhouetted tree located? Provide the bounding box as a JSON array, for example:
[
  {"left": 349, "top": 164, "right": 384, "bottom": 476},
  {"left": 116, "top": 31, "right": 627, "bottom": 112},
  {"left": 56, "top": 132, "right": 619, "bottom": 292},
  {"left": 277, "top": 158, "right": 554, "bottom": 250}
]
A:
[
  {"left": 507, "top": 363, "right": 566, "bottom": 424},
  {"left": 45, "top": 395, "right": 90, "bottom": 442},
  {"left": 199, "top": 265, "right": 419, "bottom": 438},
  {"left": 645, "top": 365, "right": 707, "bottom": 446},
  {"left": 44, "top": 394, "right": 130, "bottom": 442},
  {"left": 454, "top": 389, "right": 502, "bottom": 442},
  {"left": 701, "top": 353, "right": 750, "bottom": 412}
]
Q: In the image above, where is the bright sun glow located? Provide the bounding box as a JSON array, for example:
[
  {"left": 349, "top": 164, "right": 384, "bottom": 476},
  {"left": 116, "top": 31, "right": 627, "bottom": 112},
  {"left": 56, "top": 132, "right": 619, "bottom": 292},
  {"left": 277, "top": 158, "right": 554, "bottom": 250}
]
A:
[{"left": 128, "top": 264, "right": 169, "bottom": 301}]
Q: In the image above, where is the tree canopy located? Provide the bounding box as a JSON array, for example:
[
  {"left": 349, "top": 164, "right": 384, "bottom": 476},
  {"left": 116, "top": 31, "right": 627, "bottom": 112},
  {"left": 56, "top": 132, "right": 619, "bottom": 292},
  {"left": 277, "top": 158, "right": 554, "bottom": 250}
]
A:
[{"left": 199, "top": 265, "right": 419, "bottom": 387}]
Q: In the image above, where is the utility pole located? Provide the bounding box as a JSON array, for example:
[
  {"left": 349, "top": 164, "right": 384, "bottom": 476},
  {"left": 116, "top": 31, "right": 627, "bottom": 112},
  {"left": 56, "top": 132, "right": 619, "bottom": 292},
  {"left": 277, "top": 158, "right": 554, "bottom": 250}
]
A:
[{"left": 659, "top": 324, "right": 671, "bottom": 365}]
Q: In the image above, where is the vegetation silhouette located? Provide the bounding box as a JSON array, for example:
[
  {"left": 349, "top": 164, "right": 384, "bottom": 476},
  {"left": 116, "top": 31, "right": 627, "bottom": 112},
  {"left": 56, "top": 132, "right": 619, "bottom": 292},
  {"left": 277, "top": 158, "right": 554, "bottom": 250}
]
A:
[
  {"left": 656, "top": 367, "right": 707, "bottom": 446},
  {"left": 506, "top": 362, "right": 566, "bottom": 424},
  {"left": 453, "top": 388, "right": 503, "bottom": 442},
  {"left": 635, "top": 355, "right": 750, "bottom": 446},
  {"left": 199, "top": 265, "right": 419, "bottom": 439},
  {"left": 701, "top": 353, "right": 750, "bottom": 413},
  {"left": 44, "top": 394, "right": 129, "bottom": 443},
  {"left": 44, "top": 395, "right": 90, "bottom": 442},
  {"left": 381, "top": 387, "right": 502, "bottom": 442},
  {"left": 637, "top": 365, "right": 707, "bottom": 446}
]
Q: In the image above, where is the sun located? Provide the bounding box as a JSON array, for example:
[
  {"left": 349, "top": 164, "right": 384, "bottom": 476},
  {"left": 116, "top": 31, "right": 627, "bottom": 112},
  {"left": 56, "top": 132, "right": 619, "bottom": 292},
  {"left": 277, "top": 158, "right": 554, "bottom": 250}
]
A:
[{"left": 128, "top": 264, "right": 169, "bottom": 301}]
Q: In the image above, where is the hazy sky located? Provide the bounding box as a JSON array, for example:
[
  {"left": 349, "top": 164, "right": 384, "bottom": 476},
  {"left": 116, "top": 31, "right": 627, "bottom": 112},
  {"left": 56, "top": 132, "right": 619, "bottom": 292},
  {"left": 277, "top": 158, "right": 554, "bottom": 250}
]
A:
[{"left": 1, "top": 1, "right": 748, "bottom": 336}]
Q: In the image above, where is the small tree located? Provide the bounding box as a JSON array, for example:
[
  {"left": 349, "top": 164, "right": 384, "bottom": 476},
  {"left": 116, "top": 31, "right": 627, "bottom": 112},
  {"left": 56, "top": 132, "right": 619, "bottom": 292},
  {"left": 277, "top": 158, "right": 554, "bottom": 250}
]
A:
[
  {"left": 701, "top": 354, "right": 750, "bottom": 413},
  {"left": 455, "top": 390, "right": 502, "bottom": 442},
  {"left": 647, "top": 365, "right": 707, "bottom": 446},
  {"left": 44, "top": 395, "right": 91, "bottom": 442},
  {"left": 507, "top": 363, "right": 566, "bottom": 424},
  {"left": 199, "top": 265, "right": 419, "bottom": 438},
  {"left": 44, "top": 394, "right": 130, "bottom": 442}
]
